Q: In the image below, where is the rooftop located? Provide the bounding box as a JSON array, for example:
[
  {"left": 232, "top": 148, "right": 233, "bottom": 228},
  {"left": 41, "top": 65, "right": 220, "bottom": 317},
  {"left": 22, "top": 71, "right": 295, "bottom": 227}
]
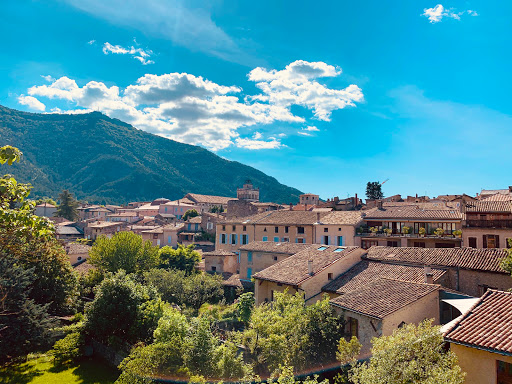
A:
[
  {"left": 464, "top": 200, "right": 512, "bottom": 213},
  {"left": 253, "top": 245, "right": 362, "bottom": 286},
  {"left": 364, "top": 206, "right": 462, "bottom": 220},
  {"left": 203, "top": 250, "right": 237, "bottom": 257},
  {"left": 320, "top": 210, "right": 367, "bottom": 225},
  {"left": 65, "top": 243, "right": 91, "bottom": 254},
  {"left": 365, "top": 246, "right": 509, "bottom": 274},
  {"left": 186, "top": 193, "right": 236, "bottom": 205},
  {"left": 444, "top": 289, "right": 512, "bottom": 355},
  {"left": 330, "top": 278, "right": 440, "bottom": 319},
  {"left": 239, "top": 241, "right": 314, "bottom": 254},
  {"left": 323, "top": 260, "right": 446, "bottom": 295}
]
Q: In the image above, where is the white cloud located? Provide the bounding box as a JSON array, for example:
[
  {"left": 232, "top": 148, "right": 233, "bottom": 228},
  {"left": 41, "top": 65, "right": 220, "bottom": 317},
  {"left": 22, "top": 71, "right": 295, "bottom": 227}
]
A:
[
  {"left": 23, "top": 60, "right": 362, "bottom": 150},
  {"left": 422, "top": 4, "right": 477, "bottom": 23},
  {"left": 248, "top": 60, "right": 363, "bottom": 121},
  {"left": 298, "top": 131, "right": 312, "bottom": 137},
  {"left": 102, "top": 42, "right": 154, "bottom": 65},
  {"left": 87, "top": 39, "right": 96, "bottom": 45},
  {"left": 18, "top": 95, "right": 46, "bottom": 111},
  {"left": 41, "top": 75, "right": 55, "bottom": 82}
]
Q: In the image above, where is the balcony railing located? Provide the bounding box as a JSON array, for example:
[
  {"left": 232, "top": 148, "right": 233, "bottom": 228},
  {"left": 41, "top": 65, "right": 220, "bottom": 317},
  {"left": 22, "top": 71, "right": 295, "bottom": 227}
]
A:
[
  {"left": 466, "top": 220, "right": 512, "bottom": 229},
  {"left": 356, "top": 231, "right": 461, "bottom": 240}
]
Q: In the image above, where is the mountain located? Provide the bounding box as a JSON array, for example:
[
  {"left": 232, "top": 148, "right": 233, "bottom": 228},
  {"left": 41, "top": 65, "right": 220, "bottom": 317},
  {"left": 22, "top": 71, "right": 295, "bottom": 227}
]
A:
[{"left": 0, "top": 105, "right": 302, "bottom": 204}]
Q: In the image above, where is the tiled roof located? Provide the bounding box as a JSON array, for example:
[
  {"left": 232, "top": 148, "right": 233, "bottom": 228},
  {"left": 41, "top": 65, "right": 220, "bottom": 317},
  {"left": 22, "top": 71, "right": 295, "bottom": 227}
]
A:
[
  {"left": 330, "top": 278, "right": 440, "bottom": 319},
  {"left": 444, "top": 290, "right": 512, "bottom": 355},
  {"left": 365, "top": 246, "right": 509, "bottom": 273},
  {"left": 364, "top": 206, "right": 462, "bottom": 220},
  {"left": 36, "top": 202, "right": 56, "bottom": 208},
  {"left": 320, "top": 210, "right": 366, "bottom": 225},
  {"left": 56, "top": 226, "right": 83, "bottom": 235},
  {"left": 239, "top": 241, "right": 313, "bottom": 255},
  {"left": 253, "top": 246, "right": 362, "bottom": 285},
  {"left": 464, "top": 201, "right": 512, "bottom": 213},
  {"left": 186, "top": 193, "right": 236, "bottom": 205},
  {"left": 323, "top": 260, "right": 446, "bottom": 294},
  {"left": 481, "top": 189, "right": 511, "bottom": 196},
  {"left": 88, "top": 221, "right": 123, "bottom": 229},
  {"left": 65, "top": 243, "right": 91, "bottom": 254},
  {"left": 203, "top": 250, "right": 237, "bottom": 257},
  {"left": 187, "top": 216, "right": 202, "bottom": 224},
  {"left": 73, "top": 260, "right": 96, "bottom": 274},
  {"left": 481, "top": 193, "right": 512, "bottom": 202}
]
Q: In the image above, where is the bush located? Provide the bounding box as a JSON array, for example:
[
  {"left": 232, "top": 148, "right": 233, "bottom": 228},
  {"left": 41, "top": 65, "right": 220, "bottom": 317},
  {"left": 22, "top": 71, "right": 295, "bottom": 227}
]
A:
[{"left": 51, "top": 331, "right": 84, "bottom": 365}]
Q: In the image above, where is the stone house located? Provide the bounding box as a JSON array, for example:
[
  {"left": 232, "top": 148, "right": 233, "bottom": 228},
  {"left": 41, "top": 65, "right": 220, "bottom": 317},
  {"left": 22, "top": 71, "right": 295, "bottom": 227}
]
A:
[
  {"left": 315, "top": 210, "right": 367, "bottom": 246},
  {"left": 65, "top": 243, "right": 91, "bottom": 265},
  {"left": 105, "top": 212, "right": 141, "bottom": 223},
  {"left": 159, "top": 199, "right": 197, "bottom": 220},
  {"left": 84, "top": 221, "right": 126, "bottom": 241},
  {"left": 252, "top": 245, "right": 366, "bottom": 305},
  {"left": 202, "top": 250, "right": 238, "bottom": 274},
  {"left": 184, "top": 193, "right": 235, "bottom": 214},
  {"left": 444, "top": 289, "right": 512, "bottom": 384},
  {"left": 141, "top": 223, "right": 185, "bottom": 248},
  {"left": 55, "top": 223, "right": 84, "bottom": 242},
  {"left": 34, "top": 202, "right": 57, "bottom": 217}
]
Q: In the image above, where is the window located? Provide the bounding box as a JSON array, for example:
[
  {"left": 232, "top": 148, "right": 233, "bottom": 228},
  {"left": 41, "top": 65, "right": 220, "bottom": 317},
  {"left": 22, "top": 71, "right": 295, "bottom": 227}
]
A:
[
  {"left": 483, "top": 234, "right": 500, "bottom": 248},
  {"left": 497, "top": 361, "right": 512, "bottom": 383},
  {"left": 220, "top": 233, "right": 227, "bottom": 244},
  {"left": 241, "top": 234, "right": 249, "bottom": 245},
  {"left": 264, "top": 227, "right": 267, "bottom": 232},
  {"left": 232, "top": 225, "right": 236, "bottom": 231},
  {"left": 153, "top": 234, "right": 159, "bottom": 239},
  {"left": 164, "top": 207, "right": 168, "bottom": 213},
  {"left": 297, "top": 226, "right": 305, "bottom": 234},
  {"left": 346, "top": 317, "right": 358, "bottom": 338},
  {"left": 247, "top": 268, "right": 252, "bottom": 279},
  {"left": 323, "top": 235, "right": 329, "bottom": 245},
  {"left": 282, "top": 237, "right": 289, "bottom": 242},
  {"left": 211, "top": 266, "right": 217, "bottom": 272},
  {"left": 243, "top": 225, "right": 247, "bottom": 231},
  {"left": 361, "top": 240, "right": 378, "bottom": 249},
  {"left": 275, "top": 226, "right": 279, "bottom": 233},
  {"left": 248, "top": 251, "right": 253, "bottom": 262},
  {"left": 167, "top": 235, "right": 172, "bottom": 244},
  {"left": 413, "top": 241, "right": 426, "bottom": 248},
  {"left": 324, "top": 228, "right": 328, "bottom": 233},
  {"left": 317, "top": 246, "right": 328, "bottom": 251},
  {"left": 230, "top": 234, "right": 237, "bottom": 244},
  {"left": 479, "top": 284, "right": 497, "bottom": 296},
  {"left": 77, "top": 256, "right": 82, "bottom": 261},
  {"left": 207, "top": 222, "right": 213, "bottom": 230},
  {"left": 328, "top": 273, "right": 333, "bottom": 280},
  {"left": 262, "top": 236, "right": 268, "bottom": 242},
  {"left": 195, "top": 224, "right": 198, "bottom": 231},
  {"left": 334, "top": 247, "right": 345, "bottom": 252},
  {"left": 285, "top": 226, "right": 289, "bottom": 233},
  {"left": 296, "top": 238, "right": 305, "bottom": 243},
  {"left": 188, "top": 224, "right": 191, "bottom": 230},
  {"left": 468, "top": 237, "right": 477, "bottom": 248},
  {"left": 387, "top": 240, "right": 398, "bottom": 247},
  {"left": 274, "top": 237, "right": 279, "bottom": 242},
  {"left": 222, "top": 225, "right": 226, "bottom": 231},
  {"left": 156, "top": 239, "right": 160, "bottom": 246},
  {"left": 337, "top": 236, "right": 344, "bottom": 246},
  {"left": 273, "top": 256, "right": 278, "bottom": 261}
]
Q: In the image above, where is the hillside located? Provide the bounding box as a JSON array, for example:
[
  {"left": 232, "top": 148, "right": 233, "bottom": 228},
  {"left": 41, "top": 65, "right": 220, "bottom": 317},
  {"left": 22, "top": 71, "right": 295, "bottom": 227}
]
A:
[{"left": 0, "top": 105, "right": 302, "bottom": 204}]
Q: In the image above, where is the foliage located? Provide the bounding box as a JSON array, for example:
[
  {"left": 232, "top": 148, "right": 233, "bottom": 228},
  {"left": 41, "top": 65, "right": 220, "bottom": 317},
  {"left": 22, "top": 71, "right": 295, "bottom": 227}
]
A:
[
  {"left": 383, "top": 228, "right": 392, "bottom": 235},
  {"left": 183, "top": 318, "right": 219, "bottom": 377},
  {"left": 0, "top": 145, "right": 23, "bottom": 165},
  {"left": 0, "top": 105, "right": 301, "bottom": 204},
  {"left": 434, "top": 227, "right": 445, "bottom": 237},
  {"left": 153, "top": 307, "right": 189, "bottom": 343},
  {"left": 84, "top": 271, "right": 162, "bottom": 344},
  {"left": 453, "top": 229, "right": 462, "bottom": 237},
  {"left": 89, "top": 231, "right": 160, "bottom": 275},
  {"left": 500, "top": 243, "right": 512, "bottom": 276},
  {"left": 336, "top": 336, "right": 362, "bottom": 365},
  {"left": 194, "top": 230, "right": 215, "bottom": 242},
  {"left": 51, "top": 331, "right": 85, "bottom": 365},
  {"left": 349, "top": 320, "right": 465, "bottom": 384},
  {"left": 242, "top": 291, "right": 344, "bottom": 373},
  {"left": 365, "top": 181, "right": 384, "bottom": 200},
  {"left": 370, "top": 226, "right": 378, "bottom": 233},
  {"left": 144, "top": 269, "right": 224, "bottom": 310},
  {"left": 401, "top": 226, "right": 410, "bottom": 234},
  {"left": 56, "top": 189, "right": 79, "bottom": 221},
  {"left": 35, "top": 197, "right": 58, "bottom": 206},
  {"left": 419, "top": 227, "right": 426, "bottom": 236},
  {"left": 214, "top": 341, "right": 253, "bottom": 380},
  {"left": 236, "top": 292, "right": 255, "bottom": 324},
  {"left": 159, "top": 244, "right": 200, "bottom": 274},
  {"left": 209, "top": 205, "right": 224, "bottom": 213},
  {"left": 182, "top": 209, "right": 199, "bottom": 221},
  {"left": 269, "top": 365, "right": 329, "bottom": 384}
]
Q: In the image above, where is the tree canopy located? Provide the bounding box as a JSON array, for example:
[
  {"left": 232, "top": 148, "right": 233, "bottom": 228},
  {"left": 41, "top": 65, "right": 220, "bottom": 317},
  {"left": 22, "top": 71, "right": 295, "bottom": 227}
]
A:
[
  {"left": 56, "top": 189, "right": 79, "bottom": 221},
  {"left": 183, "top": 209, "right": 199, "bottom": 221},
  {"left": 366, "top": 181, "right": 384, "bottom": 200},
  {"left": 159, "top": 244, "right": 201, "bottom": 274}
]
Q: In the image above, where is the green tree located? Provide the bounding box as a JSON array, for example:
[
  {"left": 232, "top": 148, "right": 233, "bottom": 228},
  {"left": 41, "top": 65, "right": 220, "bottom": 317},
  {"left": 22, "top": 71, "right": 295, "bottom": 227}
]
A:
[
  {"left": 183, "top": 318, "right": 219, "bottom": 377},
  {"left": 159, "top": 244, "right": 201, "bottom": 274},
  {"left": 35, "top": 197, "right": 57, "bottom": 206},
  {"left": 366, "top": 181, "right": 384, "bottom": 200},
  {"left": 56, "top": 189, "right": 79, "bottom": 221},
  {"left": 349, "top": 320, "right": 465, "bottom": 384},
  {"left": 183, "top": 209, "right": 199, "bottom": 221},
  {"left": 236, "top": 292, "right": 255, "bottom": 324},
  {"left": 500, "top": 239, "right": 512, "bottom": 276},
  {"left": 85, "top": 271, "right": 162, "bottom": 344},
  {"left": 89, "top": 231, "right": 160, "bottom": 274}
]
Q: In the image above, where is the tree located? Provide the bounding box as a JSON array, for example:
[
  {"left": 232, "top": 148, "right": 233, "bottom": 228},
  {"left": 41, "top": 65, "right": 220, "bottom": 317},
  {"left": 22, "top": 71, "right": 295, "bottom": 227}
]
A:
[
  {"left": 209, "top": 205, "right": 224, "bottom": 213},
  {"left": 348, "top": 320, "right": 465, "bottom": 384},
  {"left": 89, "top": 231, "right": 160, "bottom": 274},
  {"left": 236, "top": 292, "right": 255, "bottom": 324},
  {"left": 183, "top": 318, "right": 219, "bottom": 377},
  {"left": 56, "top": 189, "right": 79, "bottom": 221},
  {"left": 183, "top": 209, "right": 199, "bottom": 221},
  {"left": 35, "top": 197, "right": 57, "bottom": 206},
  {"left": 85, "top": 270, "right": 162, "bottom": 344},
  {"left": 366, "top": 181, "right": 384, "bottom": 200},
  {"left": 500, "top": 240, "right": 512, "bottom": 276},
  {"left": 159, "top": 244, "right": 201, "bottom": 274}
]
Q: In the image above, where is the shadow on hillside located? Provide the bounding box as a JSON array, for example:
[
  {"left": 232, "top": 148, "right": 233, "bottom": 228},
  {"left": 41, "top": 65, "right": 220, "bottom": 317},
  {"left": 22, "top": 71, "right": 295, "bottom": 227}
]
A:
[
  {"left": 70, "top": 358, "right": 119, "bottom": 384},
  {"left": 0, "top": 361, "right": 43, "bottom": 384}
]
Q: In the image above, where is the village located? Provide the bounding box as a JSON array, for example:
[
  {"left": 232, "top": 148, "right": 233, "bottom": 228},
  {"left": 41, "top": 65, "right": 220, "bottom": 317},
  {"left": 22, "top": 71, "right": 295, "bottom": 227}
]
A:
[{"left": 35, "top": 180, "right": 512, "bottom": 384}]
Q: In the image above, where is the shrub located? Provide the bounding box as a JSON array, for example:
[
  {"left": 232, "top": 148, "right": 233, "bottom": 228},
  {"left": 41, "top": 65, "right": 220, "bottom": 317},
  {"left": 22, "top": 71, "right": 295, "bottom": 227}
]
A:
[{"left": 51, "top": 331, "right": 84, "bottom": 365}]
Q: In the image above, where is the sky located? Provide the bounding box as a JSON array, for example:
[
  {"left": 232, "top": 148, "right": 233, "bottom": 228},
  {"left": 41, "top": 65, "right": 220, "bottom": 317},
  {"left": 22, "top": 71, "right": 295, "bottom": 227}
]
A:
[{"left": 1, "top": 1, "right": 511, "bottom": 200}]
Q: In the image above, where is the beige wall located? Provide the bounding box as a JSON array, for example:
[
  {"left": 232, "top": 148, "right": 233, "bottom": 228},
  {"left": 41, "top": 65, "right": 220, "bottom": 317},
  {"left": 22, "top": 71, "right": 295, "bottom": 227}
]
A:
[
  {"left": 462, "top": 228, "right": 512, "bottom": 249},
  {"left": 450, "top": 343, "right": 512, "bottom": 384},
  {"left": 68, "top": 252, "right": 89, "bottom": 265},
  {"left": 316, "top": 224, "right": 358, "bottom": 246},
  {"left": 204, "top": 255, "right": 238, "bottom": 274},
  {"left": 254, "top": 280, "right": 299, "bottom": 305},
  {"left": 457, "top": 269, "right": 512, "bottom": 297},
  {"left": 141, "top": 228, "right": 181, "bottom": 248},
  {"left": 239, "top": 250, "right": 293, "bottom": 280}
]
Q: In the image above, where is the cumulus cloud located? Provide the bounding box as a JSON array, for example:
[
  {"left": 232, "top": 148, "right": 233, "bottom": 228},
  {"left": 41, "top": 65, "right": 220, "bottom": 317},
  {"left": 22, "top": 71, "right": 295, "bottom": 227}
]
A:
[
  {"left": 23, "top": 60, "right": 362, "bottom": 150},
  {"left": 102, "top": 42, "right": 154, "bottom": 65},
  {"left": 422, "top": 4, "right": 478, "bottom": 23},
  {"left": 17, "top": 95, "right": 46, "bottom": 111}
]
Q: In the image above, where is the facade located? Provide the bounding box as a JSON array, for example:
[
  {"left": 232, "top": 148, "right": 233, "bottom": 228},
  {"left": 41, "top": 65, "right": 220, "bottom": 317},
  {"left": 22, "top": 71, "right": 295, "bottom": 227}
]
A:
[
  {"left": 357, "top": 205, "right": 463, "bottom": 249},
  {"left": 315, "top": 210, "right": 367, "bottom": 246},
  {"left": 159, "top": 200, "right": 197, "bottom": 220},
  {"left": 106, "top": 212, "right": 140, "bottom": 223},
  {"left": 56, "top": 223, "right": 84, "bottom": 242},
  {"left": 238, "top": 241, "right": 313, "bottom": 281},
  {"left": 65, "top": 243, "right": 91, "bottom": 265},
  {"left": 84, "top": 221, "right": 126, "bottom": 240},
  {"left": 185, "top": 193, "right": 235, "bottom": 214},
  {"left": 299, "top": 193, "right": 320, "bottom": 206},
  {"left": 462, "top": 200, "right": 512, "bottom": 249},
  {"left": 253, "top": 245, "right": 366, "bottom": 305},
  {"left": 444, "top": 289, "right": 512, "bottom": 384},
  {"left": 34, "top": 202, "right": 57, "bottom": 217},
  {"left": 202, "top": 250, "right": 238, "bottom": 274},
  {"left": 141, "top": 223, "right": 185, "bottom": 248},
  {"left": 237, "top": 180, "right": 259, "bottom": 202}
]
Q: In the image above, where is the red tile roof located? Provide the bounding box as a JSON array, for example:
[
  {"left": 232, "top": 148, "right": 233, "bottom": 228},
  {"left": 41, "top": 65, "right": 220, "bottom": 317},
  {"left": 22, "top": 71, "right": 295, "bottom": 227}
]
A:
[
  {"left": 330, "top": 278, "right": 440, "bottom": 319},
  {"left": 364, "top": 206, "right": 462, "bottom": 220},
  {"left": 239, "top": 241, "right": 313, "bottom": 255},
  {"left": 365, "top": 246, "right": 509, "bottom": 273},
  {"left": 444, "top": 290, "right": 512, "bottom": 355},
  {"left": 186, "top": 193, "right": 235, "bottom": 205},
  {"left": 464, "top": 200, "right": 512, "bottom": 213}
]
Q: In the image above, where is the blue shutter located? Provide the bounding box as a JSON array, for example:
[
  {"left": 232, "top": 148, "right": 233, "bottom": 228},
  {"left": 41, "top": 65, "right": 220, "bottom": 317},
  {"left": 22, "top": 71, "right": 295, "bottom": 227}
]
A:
[
  {"left": 328, "top": 236, "right": 331, "bottom": 245},
  {"left": 234, "top": 234, "right": 238, "bottom": 244},
  {"left": 248, "top": 251, "right": 253, "bottom": 262},
  {"left": 247, "top": 268, "right": 252, "bottom": 279}
]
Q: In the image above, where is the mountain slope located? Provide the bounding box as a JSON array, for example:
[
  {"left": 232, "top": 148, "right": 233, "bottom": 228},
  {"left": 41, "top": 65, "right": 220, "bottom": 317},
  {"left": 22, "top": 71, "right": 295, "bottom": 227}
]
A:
[{"left": 0, "top": 105, "right": 302, "bottom": 204}]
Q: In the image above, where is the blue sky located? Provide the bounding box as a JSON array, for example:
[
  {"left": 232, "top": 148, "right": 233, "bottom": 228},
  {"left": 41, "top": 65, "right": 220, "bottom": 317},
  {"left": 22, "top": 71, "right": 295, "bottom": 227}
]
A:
[{"left": 1, "top": 0, "right": 511, "bottom": 199}]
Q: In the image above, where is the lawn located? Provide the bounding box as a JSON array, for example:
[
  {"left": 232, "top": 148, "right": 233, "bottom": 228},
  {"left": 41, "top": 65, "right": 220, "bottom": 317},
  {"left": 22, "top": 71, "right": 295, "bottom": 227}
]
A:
[{"left": 0, "top": 353, "right": 119, "bottom": 384}]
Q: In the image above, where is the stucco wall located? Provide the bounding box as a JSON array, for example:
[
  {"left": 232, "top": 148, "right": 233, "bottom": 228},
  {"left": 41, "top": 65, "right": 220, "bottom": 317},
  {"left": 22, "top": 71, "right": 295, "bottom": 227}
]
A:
[
  {"left": 450, "top": 343, "right": 512, "bottom": 384},
  {"left": 458, "top": 269, "right": 512, "bottom": 297},
  {"left": 462, "top": 228, "right": 512, "bottom": 249},
  {"left": 315, "top": 224, "right": 358, "bottom": 246},
  {"left": 254, "top": 280, "right": 299, "bottom": 305}
]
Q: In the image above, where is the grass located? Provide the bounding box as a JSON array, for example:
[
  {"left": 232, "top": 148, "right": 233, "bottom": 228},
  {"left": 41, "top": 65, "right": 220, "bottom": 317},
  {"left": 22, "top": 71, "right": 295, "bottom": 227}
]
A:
[{"left": 0, "top": 353, "right": 119, "bottom": 384}]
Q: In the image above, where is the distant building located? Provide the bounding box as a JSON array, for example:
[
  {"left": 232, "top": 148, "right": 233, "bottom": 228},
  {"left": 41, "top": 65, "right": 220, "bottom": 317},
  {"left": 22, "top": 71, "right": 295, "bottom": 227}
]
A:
[
  {"left": 65, "top": 243, "right": 91, "bottom": 265},
  {"left": 463, "top": 200, "right": 512, "bottom": 249},
  {"left": 34, "top": 202, "right": 57, "bottom": 217},
  {"left": 237, "top": 180, "right": 259, "bottom": 202},
  {"left": 185, "top": 193, "right": 235, "bottom": 214},
  {"left": 299, "top": 193, "right": 320, "bottom": 206}
]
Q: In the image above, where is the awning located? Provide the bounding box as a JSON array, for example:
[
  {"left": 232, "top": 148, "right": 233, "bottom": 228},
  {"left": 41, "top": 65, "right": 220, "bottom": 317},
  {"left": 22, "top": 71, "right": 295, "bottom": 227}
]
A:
[{"left": 442, "top": 298, "right": 480, "bottom": 314}]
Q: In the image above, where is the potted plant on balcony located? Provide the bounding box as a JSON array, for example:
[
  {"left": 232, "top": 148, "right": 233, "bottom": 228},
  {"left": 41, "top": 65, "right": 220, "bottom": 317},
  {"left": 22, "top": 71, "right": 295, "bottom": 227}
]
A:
[
  {"left": 434, "top": 228, "right": 445, "bottom": 237},
  {"left": 402, "top": 226, "right": 411, "bottom": 236},
  {"left": 453, "top": 229, "right": 462, "bottom": 238},
  {"left": 370, "top": 227, "right": 378, "bottom": 236},
  {"left": 356, "top": 226, "right": 364, "bottom": 235},
  {"left": 419, "top": 227, "right": 426, "bottom": 237},
  {"left": 384, "top": 228, "right": 392, "bottom": 236}
]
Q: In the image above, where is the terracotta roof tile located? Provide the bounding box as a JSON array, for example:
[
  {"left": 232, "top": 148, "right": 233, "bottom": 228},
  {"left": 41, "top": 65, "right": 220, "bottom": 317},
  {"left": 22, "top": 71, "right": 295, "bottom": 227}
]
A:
[
  {"left": 320, "top": 210, "right": 367, "bottom": 225},
  {"left": 323, "top": 260, "right": 446, "bottom": 294},
  {"left": 365, "top": 246, "right": 509, "bottom": 273},
  {"left": 239, "top": 241, "right": 314, "bottom": 254},
  {"left": 364, "top": 206, "right": 462, "bottom": 220},
  {"left": 203, "top": 250, "right": 237, "bottom": 257},
  {"left": 444, "top": 290, "right": 512, "bottom": 355},
  {"left": 330, "top": 278, "right": 440, "bottom": 319},
  {"left": 464, "top": 201, "right": 512, "bottom": 213},
  {"left": 253, "top": 246, "right": 362, "bottom": 285},
  {"left": 481, "top": 193, "right": 512, "bottom": 202},
  {"left": 186, "top": 193, "right": 236, "bottom": 205}
]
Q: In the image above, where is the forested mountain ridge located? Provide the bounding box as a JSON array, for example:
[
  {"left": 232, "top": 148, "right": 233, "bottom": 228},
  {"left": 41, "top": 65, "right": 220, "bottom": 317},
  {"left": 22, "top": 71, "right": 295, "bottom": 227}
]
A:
[{"left": 0, "top": 105, "right": 301, "bottom": 204}]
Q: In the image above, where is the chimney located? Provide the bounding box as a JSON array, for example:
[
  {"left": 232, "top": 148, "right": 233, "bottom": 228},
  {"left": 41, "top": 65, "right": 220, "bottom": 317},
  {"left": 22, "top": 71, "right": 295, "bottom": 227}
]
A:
[
  {"left": 316, "top": 212, "right": 321, "bottom": 224},
  {"left": 289, "top": 203, "right": 293, "bottom": 211},
  {"left": 308, "top": 260, "right": 313, "bottom": 275},
  {"left": 509, "top": 186, "right": 512, "bottom": 193},
  {"left": 377, "top": 200, "right": 383, "bottom": 210},
  {"left": 355, "top": 193, "right": 358, "bottom": 205},
  {"left": 424, "top": 265, "right": 434, "bottom": 284}
]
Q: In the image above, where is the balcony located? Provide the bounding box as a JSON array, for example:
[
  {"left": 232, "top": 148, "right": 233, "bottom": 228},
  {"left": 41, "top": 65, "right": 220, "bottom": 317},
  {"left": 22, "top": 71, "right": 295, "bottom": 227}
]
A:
[
  {"left": 356, "top": 231, "right": 461, "bottom": 241},
  {"left": 466, "top": 220, "right": 512, "bottom": 229}
]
